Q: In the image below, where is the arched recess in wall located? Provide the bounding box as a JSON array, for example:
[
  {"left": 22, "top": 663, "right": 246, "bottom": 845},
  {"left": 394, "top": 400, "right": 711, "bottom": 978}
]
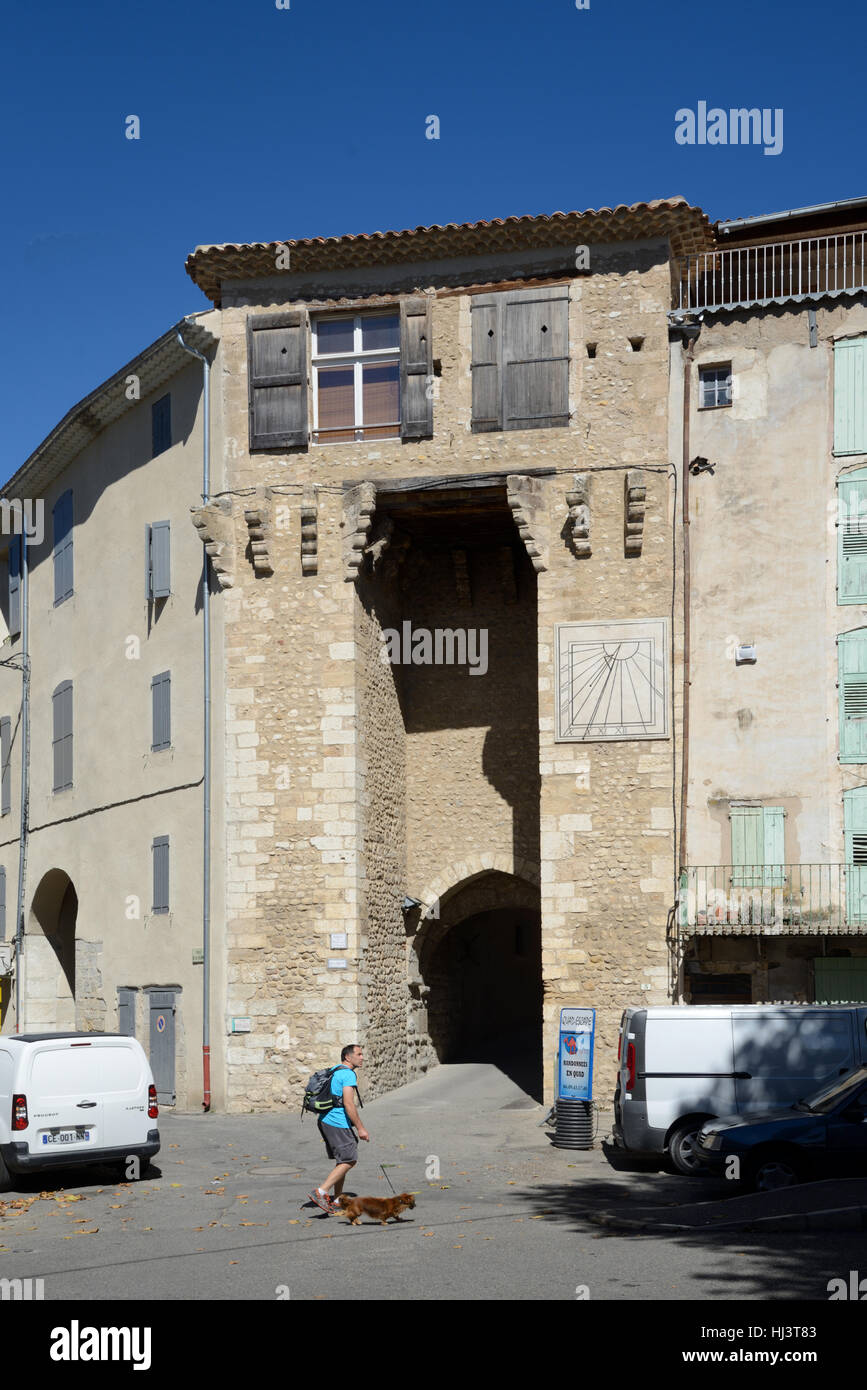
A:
[{"left": 27, "top": 868, "right": 78, "bottom": 1032}]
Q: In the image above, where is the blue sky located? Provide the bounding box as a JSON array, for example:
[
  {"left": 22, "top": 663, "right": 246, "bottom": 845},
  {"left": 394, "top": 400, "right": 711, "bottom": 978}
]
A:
[{"left": 2, "top": 0, "right": 864, "bottom": 473}]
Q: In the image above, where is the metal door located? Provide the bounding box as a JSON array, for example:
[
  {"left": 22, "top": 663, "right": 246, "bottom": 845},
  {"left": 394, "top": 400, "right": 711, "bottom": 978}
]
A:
[{"left": 149, "top": 991, "right": 176, "bottom": 1104}]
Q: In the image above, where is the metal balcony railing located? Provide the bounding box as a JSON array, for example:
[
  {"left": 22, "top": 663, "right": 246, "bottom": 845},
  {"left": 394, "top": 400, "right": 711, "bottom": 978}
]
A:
[
  {"left": 676, "top": 234, "right": 867, "bottom": 313},
  {"left": 679, "top": 864, "right": 867, "bottom": 935}
]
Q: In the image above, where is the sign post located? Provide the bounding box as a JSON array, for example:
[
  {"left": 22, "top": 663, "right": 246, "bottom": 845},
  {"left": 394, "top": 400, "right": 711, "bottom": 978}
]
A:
[{"left": 553, "top": 1007, "right": 595, "bottom": 1149}]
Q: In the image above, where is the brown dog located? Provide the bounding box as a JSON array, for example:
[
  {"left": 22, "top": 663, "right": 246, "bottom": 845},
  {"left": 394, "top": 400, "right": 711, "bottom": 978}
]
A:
[{"left": 336, "top": 1193, "right": 416, "bottom": 1226}]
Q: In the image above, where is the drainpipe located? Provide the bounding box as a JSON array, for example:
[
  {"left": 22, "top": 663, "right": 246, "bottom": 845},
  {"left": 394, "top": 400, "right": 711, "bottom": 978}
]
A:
[
  {"left": 13, "top": 537, "right": 30, "bottom": 1029},
  {"left": 678, "top": 320, "right": 701, "bottom": 877},
  {"left": 176, "top": 325, "right": 212, "bottom": 1112}
]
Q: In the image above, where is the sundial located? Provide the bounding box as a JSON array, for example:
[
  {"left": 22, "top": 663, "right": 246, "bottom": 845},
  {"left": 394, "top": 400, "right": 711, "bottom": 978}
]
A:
[{"left": 555, "top": 619, "right": 669, "bottom": 742}]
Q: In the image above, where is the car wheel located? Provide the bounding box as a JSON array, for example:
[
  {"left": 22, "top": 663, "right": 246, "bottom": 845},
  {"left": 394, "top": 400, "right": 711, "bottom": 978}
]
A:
[
  {"left": 0, "top": 1150, "right": 11, "bottom": 1194},
  {"left": 747, "top": 1152, "right": 806, "bottom": 1192},
  {"left": 667, "top": 1120, "right": 709, "bottom": 1176}
]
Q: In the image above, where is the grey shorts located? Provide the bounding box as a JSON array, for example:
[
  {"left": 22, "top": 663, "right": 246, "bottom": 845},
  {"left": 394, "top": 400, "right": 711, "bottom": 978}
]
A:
[{"left": 318, "top": 1118, "right": 357, "bottom": 1165}]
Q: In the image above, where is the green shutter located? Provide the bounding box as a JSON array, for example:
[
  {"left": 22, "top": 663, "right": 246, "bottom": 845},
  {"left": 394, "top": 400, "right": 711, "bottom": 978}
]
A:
[
  {"left": 835, "top": 338, "right": 867, "bottom": 456},
  {"left": 731, "top": 806, "right": 763, "bottom": 886},
  {"left": 814, "top": 957, "right": 867, "bottom": 1003},
  {"left": 839, "top": 629, "right": 867, "bottom": 762},
  {"left": 762, "top": 807, "right": 786, "bottom": 886},
  {"left": 844, "top": 786, "right": 867, "bottom": 923},
  {"left": 838, "top": 469, "right": 867, "bottom": 602}
]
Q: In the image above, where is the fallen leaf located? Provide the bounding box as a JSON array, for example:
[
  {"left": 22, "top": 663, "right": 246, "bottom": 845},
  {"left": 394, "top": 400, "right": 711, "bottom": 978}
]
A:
[
  {"left": 240, "top": 1221, "right": 267, "bottom": 1227},
  {"left": 170, "top": 1184, "right": 182, "bottom": 1188},
  {"left": 228, "top": 1261, "right": 239, "bottom": 1265}
]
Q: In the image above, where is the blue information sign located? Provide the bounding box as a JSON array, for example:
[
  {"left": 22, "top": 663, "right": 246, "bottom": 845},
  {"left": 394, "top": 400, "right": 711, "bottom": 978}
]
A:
[{"left": 558, "top": 1008, "right": 595, "bottom": 1101}]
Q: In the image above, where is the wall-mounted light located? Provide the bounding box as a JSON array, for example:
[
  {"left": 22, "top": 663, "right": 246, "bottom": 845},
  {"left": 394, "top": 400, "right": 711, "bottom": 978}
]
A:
[{"left": 735, "top": 644, "right": 757, "bottom": 665}]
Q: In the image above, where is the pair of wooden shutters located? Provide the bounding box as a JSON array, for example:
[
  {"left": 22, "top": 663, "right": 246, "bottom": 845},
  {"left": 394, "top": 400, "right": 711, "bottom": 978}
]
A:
[
  {"left": 247, "top": 299, "right": 433, "bottom": 449},
  {"left": 0, "top": 717, "right": 10, "bottom": 815},
  {"left": 730, "top": 805, "right": 785, "bottom": 886},
  {"left": 839, "top": 629, "right": 867, "bottom": 762},
  {"left": 152, "top": 837, "right": 169, "bottom": 914},
  {"left": 838, "top": 469, "right": 867, "bottom": 602},
  {"left": 151, "top": 671, "right": 171, "bottom": 751},
  {"left": 53, "top": 491, "right": 73, "bottom": 606},
  {"left": 471, "top": 284, "right": 569, "bottom": 433},
  {"left": 844, "top": 787, "right": 867, "bottom": 922},
  {"left": 52, "top": 681, "right": 73, "bottom": 791},
  {"left": 834, "top": 338, "right": 867, "bottom": 456},
  {"left": 146, "top": 522, "right": 171, "bottom": 600}
]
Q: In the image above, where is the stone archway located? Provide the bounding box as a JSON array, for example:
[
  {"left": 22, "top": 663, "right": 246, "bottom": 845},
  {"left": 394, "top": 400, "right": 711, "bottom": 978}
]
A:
[
  {"left": 26, "top": 869, "right": 78, "bottom": 1032},
  {"left": 408, "top": 865, "right": 543, "bottom": 1098}
]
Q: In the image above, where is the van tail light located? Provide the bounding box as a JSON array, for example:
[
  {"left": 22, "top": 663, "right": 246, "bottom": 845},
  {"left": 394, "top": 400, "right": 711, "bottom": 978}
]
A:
[
  {"left": 148, "top": 1085, "right": 158, "bottom": 1120},
  {"left": 12, "top": 1094, "right": 28, "bottom": 1131},
  {"left": 625, "top": 1044, "right": 636, "bottom": 1091},
  {"left": 617, "top": 1034, "right": 622, "bottom": 1062}
]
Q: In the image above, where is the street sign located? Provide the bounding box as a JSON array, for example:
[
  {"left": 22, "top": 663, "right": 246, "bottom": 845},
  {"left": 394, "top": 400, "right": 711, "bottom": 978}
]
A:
[{"left": 558, "top": 1007, "right": 595, "bottom": 1101}]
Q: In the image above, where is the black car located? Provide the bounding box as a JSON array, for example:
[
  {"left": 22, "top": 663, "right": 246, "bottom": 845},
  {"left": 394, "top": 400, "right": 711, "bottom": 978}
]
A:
[{"left": 696, "top": 1064, "right": 867, "bottom": 1191}]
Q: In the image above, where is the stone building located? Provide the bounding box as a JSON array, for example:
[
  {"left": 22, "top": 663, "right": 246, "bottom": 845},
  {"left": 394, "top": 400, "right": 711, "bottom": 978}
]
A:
[
  {"left": 676, "top": 195, "right": 867, "bottom": 1005},
  {"left": 184, "top": 200, "right": 710, "bottom": 1107}
]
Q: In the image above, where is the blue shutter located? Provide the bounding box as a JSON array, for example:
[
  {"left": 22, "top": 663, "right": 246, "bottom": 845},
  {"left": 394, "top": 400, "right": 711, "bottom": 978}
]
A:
[
  {"left": 835, "top": 338, "right": 867, "bottom": 456},
  {"left": 52, "top": 681, "right": 73, "bottom": 791},
  {"left": 761, "top": 807, "right": 786, "bottom": 887},
  {"left": 844, "top": 787, "right": 867, "bottom": 923},
  {"left": 152, "top": 396, "right": 172, "bottom": 457},
  {"left": 8, "top": 537, "right": 21, "bottom": 638},
  {"left": 152, "top": 836, "right": 169, "bottom": 914},
  {"left": 0, "top": 717, "right": 10, "bottom": 815},
  {"left": 838, "top": 469, "right": 867, "bottom": 603},
  {"left": 151, "top": 672, "right": 171, "bottom": 751},
  {"left": 839, "top": 630, "right": 867, "bottom": 762},
  {"left": 150, "top": 522, "right": 171, "bottom": 599},
  {"left": 0, "top": 866, "right": 6, "bottom": 942},
  {"left": 53, "top": 490, "right": 74, "bottom": 605}
]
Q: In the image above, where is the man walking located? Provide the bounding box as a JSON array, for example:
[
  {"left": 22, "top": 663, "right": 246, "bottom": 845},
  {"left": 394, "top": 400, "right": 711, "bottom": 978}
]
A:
[{"left": 308, "top": 1043, "right": 369, "bottom": 1214}]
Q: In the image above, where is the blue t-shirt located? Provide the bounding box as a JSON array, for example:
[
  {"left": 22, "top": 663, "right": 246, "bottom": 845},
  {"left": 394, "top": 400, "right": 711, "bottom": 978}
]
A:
[{"left": 321, "top": 1066, "right": 357, "bottom": 1129}]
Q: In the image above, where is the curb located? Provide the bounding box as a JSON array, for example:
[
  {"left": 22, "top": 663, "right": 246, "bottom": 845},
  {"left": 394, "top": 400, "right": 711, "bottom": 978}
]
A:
[{"left": 587, "top": 1204, "right": 867, "bottom": 1234}]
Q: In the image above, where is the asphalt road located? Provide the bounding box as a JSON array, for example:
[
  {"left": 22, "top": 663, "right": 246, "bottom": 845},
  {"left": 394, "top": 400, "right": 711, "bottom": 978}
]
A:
[{"left": 1, "top": 1063, "right": 863, "bottom": 1301}]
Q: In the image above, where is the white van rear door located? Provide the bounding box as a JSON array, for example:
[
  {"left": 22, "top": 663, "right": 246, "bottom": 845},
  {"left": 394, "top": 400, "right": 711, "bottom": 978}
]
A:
[
  {"left": 733, "top": 1011, "right": 855, "bottom": 1112},
  {"left": 98, "top": 1043, "right": 150, "bottom": 1148},
  {"left": 27, "top": 1044, "right": 104, "bottom": 1156},
  {"left": 644, "top": 1014, "right": 736, "bottom": 1130}
]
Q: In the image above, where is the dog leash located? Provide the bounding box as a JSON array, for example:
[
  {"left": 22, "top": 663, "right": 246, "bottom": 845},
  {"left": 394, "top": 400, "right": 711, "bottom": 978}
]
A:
[{"left": 380, "top": 1163, "right": 397, "bottom": 1194}]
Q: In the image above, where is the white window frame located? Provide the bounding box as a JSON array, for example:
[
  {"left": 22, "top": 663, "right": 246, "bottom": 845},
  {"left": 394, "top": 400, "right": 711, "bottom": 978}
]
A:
[
  {"left": 311, "top": 312, "right": 400, "bottom": 444},
  {"left": 698, "top": 363, "right": 733, "bottom": 409}
]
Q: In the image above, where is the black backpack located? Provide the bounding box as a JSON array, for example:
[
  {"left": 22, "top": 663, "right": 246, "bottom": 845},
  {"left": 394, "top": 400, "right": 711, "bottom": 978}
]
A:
[{"left": 301, "top": 1065, "right": 363, "bottom": 1122}]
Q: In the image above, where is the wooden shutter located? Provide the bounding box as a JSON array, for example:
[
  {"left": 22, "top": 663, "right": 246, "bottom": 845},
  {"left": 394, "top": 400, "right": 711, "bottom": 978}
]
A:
[
  {"left": 399, "top": 298, "right": 433, "bottom": 439},
  {"left": 761, "top": 807, "right": 786, "bottom": 887},
  {"left": 53, "top": 490, "right": 73, "bottom": 605},
  {"left": 838, "top": 469, "right": 867, "bottom": 603},
  {"left": 151, "top": 671, "right": 171, "bottom": 751},
  {"left": 152, "top": 836, "right": 169, "bottom": 914},
  {"left": 8, "top": 536, "right": 21, "bottom": 638},
  {"left": 839, "top": 629, "right": 867, "bottom": 762},
  {"left": 730, "top": 805, "right": 764, "bottom": 886},
  {"left": 844, "top": 786, "right": 867, "bottom": 923},
  {"left": 146, "top": 521, "right": 171, "bottom": 599},
  {"left": 0, "top": 866, "right": 6, "bottom": 942},
  {"left": 835, "top": 338, "right": 867, "bottom": 456},
  {"left": 152, "top": 395, "right": 172, "bottom": 457},
  {"left": 471, "top": 295, "right": 501, "bottom": 432},
  {"left": 118, "top": 987, "right": 136, "bottom": 1037},
  {"left": 502, "top": 286, "right": 569, "bottom": 431},
  {"left": 248, "top": 311, "right": 309, "bottom": 450},
  {"left": 0, "top": 717, "right": 10, "bottom": 815},
  {"left": 52, "top": 681, "right": 73, "bottom": 791}
]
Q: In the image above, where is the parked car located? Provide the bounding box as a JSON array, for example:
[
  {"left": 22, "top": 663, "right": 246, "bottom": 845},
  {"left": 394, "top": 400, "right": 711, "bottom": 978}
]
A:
[
  {"left": 612, "top": 1004, "right": 867, "bottom": 1174},
  {"left": 0, "top": 1032, "right": 160, "bottom": 1190},
  {"left": 695, "top": 1064, "right": 867, "bottom": 1190}
]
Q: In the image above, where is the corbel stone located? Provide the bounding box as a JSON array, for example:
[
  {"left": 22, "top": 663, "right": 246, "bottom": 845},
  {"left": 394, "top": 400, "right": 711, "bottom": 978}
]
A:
[
  {"left": 190, "top": 498, "right": 236, "bottom": 589},
  {"left": 566, "top": 473, "right": 591, "bottom": 558},
  {"left": 300, "top": 488, "right": 318, "bottom": 575},
  {"left": 343, "top": 481, "right": 377, "bottom": 582},
  {"left": 452, "top": 549, "right": 472, "bottom": 606},
  {"left": 624, "top": 469, "right": 646, "bottom": 556},
  {"left": 365, "top": 517, "right": 394, "bottom": 571},
  {"left": 244, "top": 492, "right": 274, "bottom": 576},
  {"left": 506, "top": 474, "right": 548, "bottom": 573}
]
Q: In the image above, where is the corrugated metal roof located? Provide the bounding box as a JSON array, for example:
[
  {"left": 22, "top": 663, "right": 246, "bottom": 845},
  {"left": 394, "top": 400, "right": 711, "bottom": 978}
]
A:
[{"left": 185, "top": 198, "right": 714, "bottom": 305}]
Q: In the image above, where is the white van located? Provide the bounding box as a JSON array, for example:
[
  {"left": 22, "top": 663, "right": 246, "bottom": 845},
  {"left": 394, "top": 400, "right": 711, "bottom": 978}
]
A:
[
  {"left": 0, "top": 1033, "right": 160, "bottom": 1189},
  {"left": 612, "top": 1005, "right": 867, "bottom": 1174}
]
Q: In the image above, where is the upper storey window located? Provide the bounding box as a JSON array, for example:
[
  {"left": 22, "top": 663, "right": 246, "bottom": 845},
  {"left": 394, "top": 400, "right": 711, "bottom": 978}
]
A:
[
  {"left": 313, "top": 313, "right": 400, "bottom": 444},
  {"left": 471, "top": 285, "right": 569, "bottom": 433}
]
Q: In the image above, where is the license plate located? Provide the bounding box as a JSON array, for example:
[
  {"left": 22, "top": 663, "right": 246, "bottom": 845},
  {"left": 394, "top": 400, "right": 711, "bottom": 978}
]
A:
[{"left": 41, "top": 1128, "right": 91, "bottom": 1146}]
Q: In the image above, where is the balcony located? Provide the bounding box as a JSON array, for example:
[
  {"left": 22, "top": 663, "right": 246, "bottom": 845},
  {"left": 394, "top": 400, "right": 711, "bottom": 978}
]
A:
[
  {"left": 679, "top": 864, "right": 867, "bottom": 935},
  {"left": 675, "top": 234, "right": 867, "bottom": 313}
]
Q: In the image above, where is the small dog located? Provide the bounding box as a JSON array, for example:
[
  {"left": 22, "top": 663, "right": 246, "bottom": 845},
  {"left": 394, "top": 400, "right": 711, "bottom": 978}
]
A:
[{"left": 337, "top": 1193, "right": 416, "bottom": 1226}]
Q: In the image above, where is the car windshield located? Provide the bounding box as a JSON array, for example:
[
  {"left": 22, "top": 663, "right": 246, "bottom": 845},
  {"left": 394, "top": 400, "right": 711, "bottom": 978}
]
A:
[{"left": 797, "top": 1065, "right": 867, "bottom": 1115}]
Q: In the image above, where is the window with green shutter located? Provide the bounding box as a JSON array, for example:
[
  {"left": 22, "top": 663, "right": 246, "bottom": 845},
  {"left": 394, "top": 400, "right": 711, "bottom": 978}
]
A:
[
  {"left": 834, "top": 338, "right": 867, "bottom": 456},
  {"left": 839, "top": 629, "right": 867, "bottom": 762},
  {"left": 843, "top": 787, "right": 867, "bottom": 923},
  {"left": 838, "top": 468, "right": 867, "bottom": 603},
  {"left": 471, "top": 285, "right": 570, "bottom": 433},
  {"left": 730, "top": 804, "right": 786, "bottom": 886}
]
